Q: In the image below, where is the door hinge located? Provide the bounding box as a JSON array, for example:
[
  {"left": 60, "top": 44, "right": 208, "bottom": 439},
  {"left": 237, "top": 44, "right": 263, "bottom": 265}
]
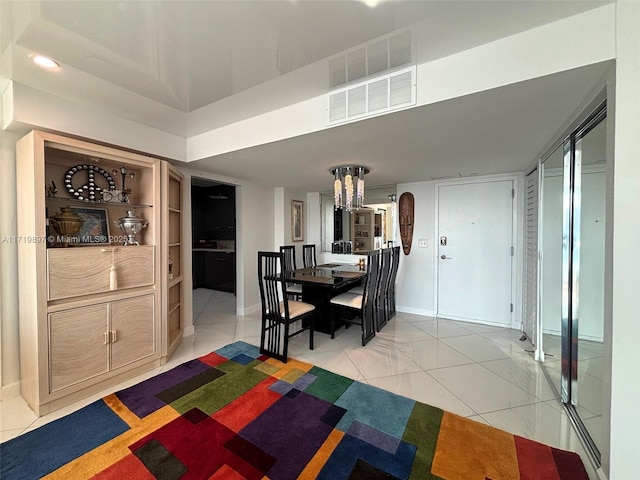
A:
[
  {"left": 510, "top": 303, "right": 513, "bottom": 312},
  {"left": 511, "top": 246, "right": 514, "bottom": 256},
  {"left": 511, "top": 188, "right": 515, "bottom": 198}
]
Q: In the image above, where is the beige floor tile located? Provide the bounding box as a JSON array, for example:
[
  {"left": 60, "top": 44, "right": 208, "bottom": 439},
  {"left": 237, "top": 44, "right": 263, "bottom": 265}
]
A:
[
  {"left": 367, "top": 371, "right": 475, "bottom": 417},
  {"left": 430, "top": 363, "right": 538, "bottom": 414}
]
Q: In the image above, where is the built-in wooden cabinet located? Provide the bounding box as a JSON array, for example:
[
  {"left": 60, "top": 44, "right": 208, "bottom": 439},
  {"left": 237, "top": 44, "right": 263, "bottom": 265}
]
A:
[
  {"left": 16, "top": 130, "right": 182, "bottom": 416},
  {"left": 48, "top": 294, "right": 155, "bottom": 392},
  {"left": 162, "top": 162, "right": 184, "bottom": 359}
]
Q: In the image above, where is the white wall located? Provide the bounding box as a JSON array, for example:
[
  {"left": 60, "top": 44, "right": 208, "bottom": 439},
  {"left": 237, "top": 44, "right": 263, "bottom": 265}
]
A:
[
  {"left": 415, "top": 4, "right": 615, "bottom": 109},
  {"left": 306, "top": 192, "right": 321, "bottom": 249},
  {"left": 607, "top": 2, "right": 640, "bottom": 477},
  {"left": 0, "top": 129, "right": 21, "bottom": 398},
  {"left": 236, "top": 182, "right": 276, "bottom": 315},
  {"left": 274, "top": 187, "right": 308, "bottom": 267},
  {"left": 395, "top": 181, "right": 436, "bottom": 316},
  {"left": 4, "top": 82, "right": 187, "bottom": 161}
]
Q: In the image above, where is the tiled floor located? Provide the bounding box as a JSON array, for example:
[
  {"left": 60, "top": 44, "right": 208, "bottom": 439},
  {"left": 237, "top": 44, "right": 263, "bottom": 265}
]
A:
[
  {"left": 542, "top": 333, "right": 604, "bottom": 452},
  {"left": 1, "top": 288, "right": 602, "bottom": 479}
]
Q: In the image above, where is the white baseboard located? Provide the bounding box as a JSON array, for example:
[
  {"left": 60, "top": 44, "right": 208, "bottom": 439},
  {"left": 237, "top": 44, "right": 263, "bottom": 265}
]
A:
[
  {"left": 183, "top": 325, "right": 195, "bottom": 337},
  {"left": 396, "top": 305, "right": 435, "bottom": 318},
  {"left": 239, "top": 303, "right": 261, "bottom": 316},
  {"left": 1, "top": 381, "right": 21, "bottom": 400}
]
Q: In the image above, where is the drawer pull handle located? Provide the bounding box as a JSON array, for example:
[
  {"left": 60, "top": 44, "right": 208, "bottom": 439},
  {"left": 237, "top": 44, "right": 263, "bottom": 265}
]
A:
[
  {"left": 101, "top": 248, "right": 117, "bottom": 253},
  {"left": 110, "top": 330, "right": 117, "bottom": 343},
  {"left": 104, "top": 332, "right": 110, "bottom": 344}
]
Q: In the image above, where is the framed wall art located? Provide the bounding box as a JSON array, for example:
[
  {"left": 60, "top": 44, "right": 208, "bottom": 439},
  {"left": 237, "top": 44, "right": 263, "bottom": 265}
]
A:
[
  {"left": 70, "top": 207, "right": 111, "bottom": 244},
  {"left": 291, "top": 200, "right": 304, "bottom": 242}
]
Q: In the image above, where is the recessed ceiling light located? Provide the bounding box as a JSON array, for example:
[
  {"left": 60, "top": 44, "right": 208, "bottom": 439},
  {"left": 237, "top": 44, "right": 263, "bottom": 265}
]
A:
[{"left": 32, "top": 55, "right": 60, "bottom": 70}]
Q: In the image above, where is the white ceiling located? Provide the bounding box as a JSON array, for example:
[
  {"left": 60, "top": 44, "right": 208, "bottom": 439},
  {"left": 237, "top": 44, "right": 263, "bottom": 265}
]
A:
[{"left": 1, "top": 0, "right": 611, "bottom": 191}]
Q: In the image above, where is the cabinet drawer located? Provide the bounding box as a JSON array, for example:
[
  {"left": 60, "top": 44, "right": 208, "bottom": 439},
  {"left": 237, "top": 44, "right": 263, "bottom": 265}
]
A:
[{"left": 48, "top": 246, "right": 155, "bottom": 301}]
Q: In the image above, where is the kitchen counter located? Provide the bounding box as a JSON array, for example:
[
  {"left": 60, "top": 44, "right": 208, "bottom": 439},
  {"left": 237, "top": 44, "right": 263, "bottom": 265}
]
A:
[{"left": 192, "top": 248, "right": 234, "bottom": 252}]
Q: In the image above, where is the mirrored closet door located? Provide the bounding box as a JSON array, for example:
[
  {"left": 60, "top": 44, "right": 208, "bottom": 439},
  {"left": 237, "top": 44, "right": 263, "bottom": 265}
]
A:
[{"left": 539, "top": 103, "right": 606, "bottom": 463}]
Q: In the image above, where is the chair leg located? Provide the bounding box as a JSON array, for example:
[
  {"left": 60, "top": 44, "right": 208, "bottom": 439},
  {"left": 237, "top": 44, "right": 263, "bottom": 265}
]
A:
[
  {"left": 309, "top": 316, "right": 314, "bottom": 350},
  {"left": 282, "top": 322, "right": 290, "bottom": 363}
]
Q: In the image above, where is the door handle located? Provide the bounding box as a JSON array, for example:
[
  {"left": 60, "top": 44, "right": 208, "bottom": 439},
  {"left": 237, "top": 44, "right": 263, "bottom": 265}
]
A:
[{"left": 440, "top": 255, "right": 451, "bottom": 260}]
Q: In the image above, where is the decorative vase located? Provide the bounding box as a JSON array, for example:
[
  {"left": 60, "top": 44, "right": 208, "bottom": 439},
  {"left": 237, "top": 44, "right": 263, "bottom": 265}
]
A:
[
  {"left": 49, "top": 207, "right": 84, "bottom": 247},
  {"left": 114, "top": 210, "right": 148, "bottom": 245}
]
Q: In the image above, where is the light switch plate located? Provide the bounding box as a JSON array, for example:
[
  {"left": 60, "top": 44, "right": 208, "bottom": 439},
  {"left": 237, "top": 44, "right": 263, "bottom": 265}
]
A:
[{"left": 418, "top": 238, "right": 428, "bottom": 248}]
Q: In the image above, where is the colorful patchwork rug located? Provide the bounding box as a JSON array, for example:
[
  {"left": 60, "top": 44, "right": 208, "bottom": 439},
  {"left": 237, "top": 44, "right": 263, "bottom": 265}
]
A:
[{"left": 1, "top": 341, "right": 589, "bottom": 480}]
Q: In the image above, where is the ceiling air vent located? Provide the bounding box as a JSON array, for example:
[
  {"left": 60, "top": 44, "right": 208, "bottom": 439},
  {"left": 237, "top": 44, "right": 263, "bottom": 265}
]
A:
[
  {"left": 367, "top": 77, "right": 389, "bottom": 113},
  {"left": 328, "top": 28, "right": 413, "bottom": 89},
  {"left": 329, "top": 56, "right": 346, "bottom": 88},
  {"left": 347, "top": 47, "right": 367, "bottom": 83},
  {"left": 329, "top": 91, "right": 347, "bottom": 123},
  {"left": 390, "top": 70, "right": 413, "bottom": 107},
  {"left": 367, "top": 39, "right": 388, "bottom": 76},
  {"left": 348, "top": 85, "right": 367, "bottom": 118},
  {"left": 390, "top": 30, "right": 412, "bottom": 68},
  {"left": 327, "top": 66, "right": 416, "bottom": 125}
]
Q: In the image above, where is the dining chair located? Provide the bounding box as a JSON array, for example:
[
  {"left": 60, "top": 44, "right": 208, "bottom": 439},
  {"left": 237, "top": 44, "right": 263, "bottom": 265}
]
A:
[
  {"left": 329, "top": 249, "right": 381, "bottom": 346},
  {"left": 387, "top": 246, "right": 400, "bottom": 319},
  {"left": 279, "top": 245, "right": 303, "bottom": 301},
  {"left": 302, "top": 244, "right": 317, "bottom": 268},
  {"left": 376, "top": 248, "right": 393, "bottom": 331},
  {"left": 258, "top": 251, "right": 315, "bottom": 362}
]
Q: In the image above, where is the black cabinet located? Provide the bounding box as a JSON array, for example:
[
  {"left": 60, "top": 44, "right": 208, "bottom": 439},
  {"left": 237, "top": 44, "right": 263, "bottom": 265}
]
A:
[
  {"left": 191, "top": 187, "right": 206, "bottom": 230},
  {"left": 194, "top": 251, "right": 235, "bottom": 293},
  {"left": 191, "top": 184, "right": 236, "bottom": 233},
  {"left": 193, "top": 251, "right": 206, "bottom": 288}
]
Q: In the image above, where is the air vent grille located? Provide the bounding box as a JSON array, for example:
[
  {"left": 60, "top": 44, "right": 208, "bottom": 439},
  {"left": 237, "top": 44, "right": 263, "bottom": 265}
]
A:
[
  {"left": 390, "top": 70, "right": 413, "bottom": 107},
  {"left": 329, "top": 57, "right": 346, "bottom": 88},
  {"left": 348, "top": 85, "right": 367, "bottom": 117},
  {"left": 368, "top": 77, "right": 389, "bottom": 112},
  {"left": 367, "top": 39, "right": 388, "bottom": 76},
  {"left": 347, "top": 47, "right": 366, "bottom": 83},
  {"left": 328, "top": 29, "right": 413, "bottom": 89},
  {"left": 390, "top": 30, "right": 412, "bottom": 68},
  {"left": 327, "top": 66, "right": 416, "bottom": 125}
]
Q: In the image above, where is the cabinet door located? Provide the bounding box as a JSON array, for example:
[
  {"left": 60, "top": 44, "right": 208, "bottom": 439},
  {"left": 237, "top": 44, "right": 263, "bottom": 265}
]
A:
[
  {"left": 219, "top": 197, "right": 235, "bottom": 228},
  {"left": 110, "top": 294, "right": 155, "bottom": 370},
  {"left": 49, "top": 304, "right": 109, "bottom": 392},
  {"left": 220, "top": 253, "right": 236, "bottom": 293},
  {"left": 193, "top": 251, "right": 206, "bottom": 287},
  {"left": 205, "top": 252, "right": 220, "bottom": 288}
]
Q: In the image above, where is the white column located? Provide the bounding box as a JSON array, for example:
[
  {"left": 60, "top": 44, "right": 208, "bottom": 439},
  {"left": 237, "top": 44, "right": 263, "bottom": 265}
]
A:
[{"left": 607, "top": 1, "right": 640, "bottom": 477}]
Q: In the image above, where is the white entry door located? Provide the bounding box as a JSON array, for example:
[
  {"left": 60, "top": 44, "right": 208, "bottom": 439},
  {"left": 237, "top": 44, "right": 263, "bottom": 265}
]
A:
[{"left": 437, "top": 180, "right": 514, "bottom": 326}]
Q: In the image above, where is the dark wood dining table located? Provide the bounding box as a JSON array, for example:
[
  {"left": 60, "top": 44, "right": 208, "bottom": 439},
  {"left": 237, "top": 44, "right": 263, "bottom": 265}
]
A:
[{"left": 285, "top": 263, "right": 365, "bottom": 334}]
